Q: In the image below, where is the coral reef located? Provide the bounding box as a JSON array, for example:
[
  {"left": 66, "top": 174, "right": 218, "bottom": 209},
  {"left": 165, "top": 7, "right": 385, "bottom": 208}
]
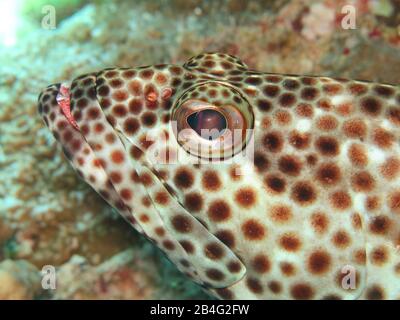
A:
[
  {"left": 54, "top": 250, "right": 154, "bottom": 299},
  {"left": 0, "top": 0, "right": 399, "bottom": 299},
  {"left": 0, "top": 260, "right": 41, "bottom": 299}
]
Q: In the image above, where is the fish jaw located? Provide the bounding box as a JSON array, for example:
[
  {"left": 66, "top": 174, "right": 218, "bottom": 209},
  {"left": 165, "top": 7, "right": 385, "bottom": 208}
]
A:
[{"left": 37, "top": 81, "right": 147, "bottom": 234}]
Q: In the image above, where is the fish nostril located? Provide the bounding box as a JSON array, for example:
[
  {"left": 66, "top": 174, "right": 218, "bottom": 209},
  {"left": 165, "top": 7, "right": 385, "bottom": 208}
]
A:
[{"left": 187, "top": 109, "right": 227, "bottom": 140}]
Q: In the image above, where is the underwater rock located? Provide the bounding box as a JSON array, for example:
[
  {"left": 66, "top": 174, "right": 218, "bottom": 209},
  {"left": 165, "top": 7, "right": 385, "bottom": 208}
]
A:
[
  {"left": 53, "top": 250, "right": 155, "bottom": 299},
  {"left": 0, "top": 259, "right": 42, "bottom": 299},
  {"left": 301, "top": 3, "right": 335, "bottom": 40}
]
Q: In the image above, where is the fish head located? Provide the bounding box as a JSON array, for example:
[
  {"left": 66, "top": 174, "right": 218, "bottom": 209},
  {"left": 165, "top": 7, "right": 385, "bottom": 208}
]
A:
[
  {"left": 37, "top": 54, "right": 259, "bottom": 290},
  {"left": 38, "top": 53, "right": 400, "bottom": 299}
]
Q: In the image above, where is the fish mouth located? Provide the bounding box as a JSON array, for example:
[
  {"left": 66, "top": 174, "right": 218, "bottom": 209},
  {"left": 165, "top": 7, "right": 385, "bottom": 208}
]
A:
[
  {"left": 37, "top": 79, "right": 149, "bottom": 235},
  {"left": 37, "top": 77, "right": 195, "bottom": 227},
  {"left": 38, "top": 82, "right": 80, "bottom": 132}
]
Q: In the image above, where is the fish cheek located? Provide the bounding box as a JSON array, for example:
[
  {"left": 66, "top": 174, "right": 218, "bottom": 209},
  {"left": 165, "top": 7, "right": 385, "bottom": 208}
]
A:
[
  {"left": 116, "top": 128, "right": 247, "bottom": 289},
  {"left": 138, "top": 166, "right": 247, "bottom": 288}
]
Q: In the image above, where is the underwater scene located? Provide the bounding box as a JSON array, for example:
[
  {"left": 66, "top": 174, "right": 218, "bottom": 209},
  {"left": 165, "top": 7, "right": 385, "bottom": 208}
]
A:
[{"left": 0, "top": 0, "right": 400, "bottom": 300}]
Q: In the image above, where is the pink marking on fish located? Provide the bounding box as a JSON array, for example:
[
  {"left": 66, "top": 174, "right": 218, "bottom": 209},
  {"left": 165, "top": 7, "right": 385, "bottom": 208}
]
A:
[{"left": 56, "top": 83, "right": 79, "bottom": 130}]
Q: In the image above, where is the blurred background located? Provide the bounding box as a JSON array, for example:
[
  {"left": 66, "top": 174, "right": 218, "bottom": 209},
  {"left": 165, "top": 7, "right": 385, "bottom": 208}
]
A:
[{"left": 0, "top": 0, "right": 399, "bottom": 299}]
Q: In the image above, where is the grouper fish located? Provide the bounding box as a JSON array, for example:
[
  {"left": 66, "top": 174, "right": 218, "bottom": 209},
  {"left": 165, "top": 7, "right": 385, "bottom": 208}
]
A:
[{"left": 38, "top": 53, "right": 400, "bottom": 299}]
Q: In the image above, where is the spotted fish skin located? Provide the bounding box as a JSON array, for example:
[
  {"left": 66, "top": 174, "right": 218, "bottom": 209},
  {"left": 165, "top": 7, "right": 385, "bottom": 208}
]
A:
[{"left": 38, "top": 53, "right": 400, "bottom": 299}]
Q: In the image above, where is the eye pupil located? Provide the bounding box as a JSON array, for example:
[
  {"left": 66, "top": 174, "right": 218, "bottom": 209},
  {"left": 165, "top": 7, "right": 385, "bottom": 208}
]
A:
[{"left": 187, "top": 109, "right": 227, "bottom": 140}]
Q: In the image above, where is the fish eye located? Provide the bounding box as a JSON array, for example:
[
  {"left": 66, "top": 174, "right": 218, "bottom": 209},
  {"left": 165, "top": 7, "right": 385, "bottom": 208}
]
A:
[
  {"left": 172, "top": 82, "right": 254, "bottom": 159},
  {"left": 187, "top": 109, "right": 227, "bottom": 140}
]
